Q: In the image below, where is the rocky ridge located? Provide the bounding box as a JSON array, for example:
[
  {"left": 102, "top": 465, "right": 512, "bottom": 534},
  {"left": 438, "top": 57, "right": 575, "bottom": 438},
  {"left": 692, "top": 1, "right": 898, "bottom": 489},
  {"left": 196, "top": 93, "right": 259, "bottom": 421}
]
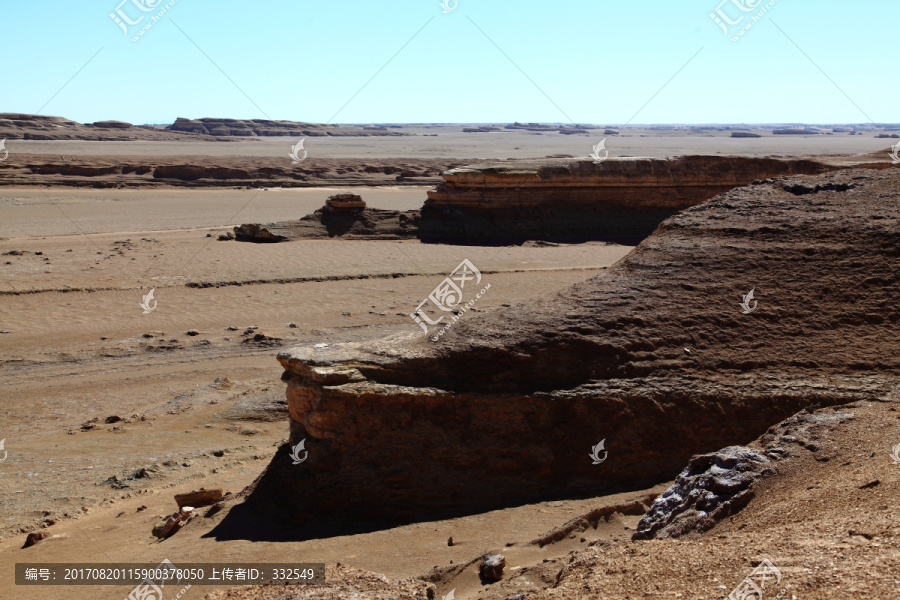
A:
[{"left": 0, "top": 113, "right": 410, "bottom": 141}]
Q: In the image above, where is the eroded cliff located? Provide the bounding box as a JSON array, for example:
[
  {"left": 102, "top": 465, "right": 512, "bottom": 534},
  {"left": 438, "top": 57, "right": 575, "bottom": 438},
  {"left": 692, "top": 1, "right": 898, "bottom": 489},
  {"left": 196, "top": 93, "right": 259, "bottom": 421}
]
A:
[
  {"left": 420, "top": 155, "right": 856, "bottom": 244},
  {"left": 225, "top": 167, "right": 900, "bottom": 532}
]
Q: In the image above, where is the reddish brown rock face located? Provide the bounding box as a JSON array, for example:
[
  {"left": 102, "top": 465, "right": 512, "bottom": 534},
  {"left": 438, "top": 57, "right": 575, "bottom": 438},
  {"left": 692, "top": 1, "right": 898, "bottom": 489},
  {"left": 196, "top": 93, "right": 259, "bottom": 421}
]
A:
[
  {"left": 231, "top": 167, "right": 900, "bottom": 532},
  {"left": 420, "top": 156, "right": 835, "bottom": 244}
]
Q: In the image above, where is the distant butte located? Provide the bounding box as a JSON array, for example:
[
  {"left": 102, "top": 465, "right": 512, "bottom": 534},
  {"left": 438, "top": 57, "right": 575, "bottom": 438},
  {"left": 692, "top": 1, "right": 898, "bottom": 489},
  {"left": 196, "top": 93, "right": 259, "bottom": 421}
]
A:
[{"left": 0, "top": 113, "right": 409, "bottom": 141}]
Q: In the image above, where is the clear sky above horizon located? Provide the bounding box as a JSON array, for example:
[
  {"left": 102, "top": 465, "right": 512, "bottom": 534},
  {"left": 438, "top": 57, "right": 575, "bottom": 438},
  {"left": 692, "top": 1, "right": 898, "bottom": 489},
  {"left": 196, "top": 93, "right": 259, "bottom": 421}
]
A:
[{"left": 2, "top": 0, "right": 896, "bottom": 125}]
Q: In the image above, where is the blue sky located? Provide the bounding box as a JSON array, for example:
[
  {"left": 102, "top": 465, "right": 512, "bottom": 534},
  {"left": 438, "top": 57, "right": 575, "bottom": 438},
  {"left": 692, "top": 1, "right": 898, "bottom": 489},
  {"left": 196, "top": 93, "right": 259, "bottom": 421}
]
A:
[{"left": 2, "top": 0, "right": 896, "bottom": 124}]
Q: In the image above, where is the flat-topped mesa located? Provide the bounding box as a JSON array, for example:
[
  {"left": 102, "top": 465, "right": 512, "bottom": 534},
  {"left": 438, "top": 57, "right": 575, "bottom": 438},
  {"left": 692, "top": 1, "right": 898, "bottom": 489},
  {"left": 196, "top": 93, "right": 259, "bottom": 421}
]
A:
[
  {"left": 323, "top": 193, "right": 366, "bottom": 213},
  {"left": 419, "top": 155, "right": 835, "bottom": 244},
  {"left": 226, "top": 167, "right": 900, "bottom": 531}
]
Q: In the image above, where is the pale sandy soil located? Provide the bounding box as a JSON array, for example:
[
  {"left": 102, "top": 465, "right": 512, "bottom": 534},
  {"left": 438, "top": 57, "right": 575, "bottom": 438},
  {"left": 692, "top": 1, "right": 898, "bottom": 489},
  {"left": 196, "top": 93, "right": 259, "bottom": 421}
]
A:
[
  {"left": 3, "top": 136, "right": 897, "bottom": 600},
  {"left": 7, "top": 127, "right": 892, "bottom": 160},
  {"left": 0, "top": 187, "right": 430, "bottom": 238},
  {"left": 0, "top": 186, "right": 633, "bottom": 600}
]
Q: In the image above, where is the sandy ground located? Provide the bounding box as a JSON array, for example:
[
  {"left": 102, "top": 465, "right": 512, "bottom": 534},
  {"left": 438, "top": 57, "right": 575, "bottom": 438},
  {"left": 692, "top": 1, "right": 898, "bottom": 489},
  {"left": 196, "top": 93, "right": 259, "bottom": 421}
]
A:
[
  {"left": 0, "top": 185, "right": 633, "bottom": 600},
  {"left": 6, "top": 126, "right": 893, "bottom": 160},
  {"left": 3, "top": 134, "right": 897, "bottom": 600},
  {"left": 0, "top": 187, "right": 430, "bottom": 238}
]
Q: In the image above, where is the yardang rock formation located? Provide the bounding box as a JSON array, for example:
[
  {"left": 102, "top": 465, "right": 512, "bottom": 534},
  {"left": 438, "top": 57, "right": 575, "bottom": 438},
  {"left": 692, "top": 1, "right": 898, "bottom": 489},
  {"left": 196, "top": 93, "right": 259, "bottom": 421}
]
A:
[{"left": 221, "top": 167, "right": 900, "bottom": 534}]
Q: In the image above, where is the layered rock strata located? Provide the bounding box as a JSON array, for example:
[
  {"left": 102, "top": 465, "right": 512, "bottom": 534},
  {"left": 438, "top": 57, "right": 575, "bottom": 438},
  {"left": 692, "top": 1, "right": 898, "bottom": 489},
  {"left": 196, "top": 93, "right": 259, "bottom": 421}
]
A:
[
  {"left": 0, "top": 155, "right": 456, "bottom": 188},
  {"left": 229, "top": 167, "right": 900, "bottom": 530},
  {"left": 420, "top": 155, "right": 856, "bottom": 244}
]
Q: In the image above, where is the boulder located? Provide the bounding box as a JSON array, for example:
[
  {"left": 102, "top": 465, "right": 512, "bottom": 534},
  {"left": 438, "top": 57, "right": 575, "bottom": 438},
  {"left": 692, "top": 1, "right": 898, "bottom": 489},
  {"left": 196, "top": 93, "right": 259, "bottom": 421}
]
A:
[
  {"left": 152, "top": 507, "right": 194, "bottom": 539},
  {"left": 480, "top": 554, "right": 506, "bottom": 581},
  {"left": 174, "top": 488, "right": 224, "bottom": 509},
  {"left": 23, "top": 530, "right": 49, "bottom": 548}
]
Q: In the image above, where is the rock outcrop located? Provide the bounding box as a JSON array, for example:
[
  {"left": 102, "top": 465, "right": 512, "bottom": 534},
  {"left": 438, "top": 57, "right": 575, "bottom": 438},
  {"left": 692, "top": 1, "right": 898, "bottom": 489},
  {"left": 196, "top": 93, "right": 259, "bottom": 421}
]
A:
[
  {"left": 0, "top": 155, "right": 458, "bottom": 188},
  {"left": 223, "top": 167, "right": 900, "bottom": 532},
  {"left": 167, "top": 117, "right": 408, "bottom": 137},
  {"left": 323, "top": 193, "right": 367, "bottom": 212},
  {"left": 0, "top": 113, "right": 206, "bottom": 141},
  {"left": 235, "top": 194, "right": 420, "bottom": 242},
  {"left": 632, "top": 409, "right": 857, "bottom": 540},
  {"left": 420, "top": 155, "right": 845, "bottom": 244},
  {"left": 631, "top": 446, "right": 774, "bottom": 540},
  {"left": 0, "top": 113, "right": 410, "bottom": 141}
]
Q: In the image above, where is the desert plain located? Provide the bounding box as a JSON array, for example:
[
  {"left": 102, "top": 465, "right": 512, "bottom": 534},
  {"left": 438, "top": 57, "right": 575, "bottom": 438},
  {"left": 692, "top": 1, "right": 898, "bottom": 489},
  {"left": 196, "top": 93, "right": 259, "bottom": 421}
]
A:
[{"left": 1, "top": 125, "right": 900, "bottom": 600}]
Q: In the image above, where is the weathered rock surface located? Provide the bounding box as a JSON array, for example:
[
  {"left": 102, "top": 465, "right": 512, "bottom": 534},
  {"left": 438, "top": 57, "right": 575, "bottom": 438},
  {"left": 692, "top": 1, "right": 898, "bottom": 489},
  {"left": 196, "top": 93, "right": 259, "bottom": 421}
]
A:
[
  {"left": 225, "top": 168, "right": 900, "bottom": 532},
  {"left": 481, "top": 554, "right": 506, "bottom": 581},
  {"left": 631, "top": 446, "right": 774, "bottom": 540},
  {"left": 324, "top": 193, "right": 367, "bottom": 212},
  {"left": 174, "top": 488, "right": 224, "bottom": 509},
  {"left": 632, "top": 408, "right": 859, "bottom": 540},
  {"left": 235, "top": 196, "right": 420, "bottom": 242},
  {"left": 152, "top": 506, "right": 194, "bottom": 539},
  {"left": 22, "top": 529, "right": 50, "bottom": 548},
  {"left": 419, "top": 155, "right": 878, "bottom": 244}
]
